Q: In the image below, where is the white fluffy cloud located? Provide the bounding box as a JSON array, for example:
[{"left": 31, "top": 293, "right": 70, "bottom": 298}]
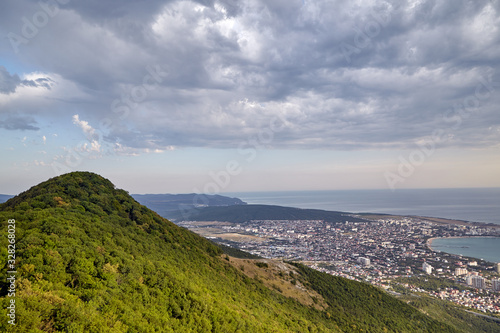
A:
[{"left": 72, "top": 115, "right": 96, "bottom": 138}]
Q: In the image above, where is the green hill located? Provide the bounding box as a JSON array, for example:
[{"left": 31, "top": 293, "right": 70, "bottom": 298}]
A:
[
  {"left": 169, "top": 204, "right": 367, "bottom": 223},
  {"left": 0, "top": 172, "right": 458, "bottom": 332}
]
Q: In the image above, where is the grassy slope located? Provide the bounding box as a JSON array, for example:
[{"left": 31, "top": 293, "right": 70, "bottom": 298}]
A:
[
  {"left": 225, "top": 257, "right": 328, "bottom": 310},
  {"left": 399, "top": 294, "right": 500, "bottom": 333},
  {"left": 0, "top": 172, "right": 458, "bottom": 332},
  {"left": 290, "top": 262, "right": 459, "bottom": 333}
]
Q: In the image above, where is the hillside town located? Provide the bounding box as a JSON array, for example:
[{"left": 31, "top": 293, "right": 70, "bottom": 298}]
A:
[{"left": 180, "top": 216, "right": 500, "bottom": 314}]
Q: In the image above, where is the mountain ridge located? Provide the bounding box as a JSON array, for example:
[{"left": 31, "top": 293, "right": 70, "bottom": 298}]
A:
[
  {"left": 0, "top": 172, "right": 459, "bottom": 332},
  {"left": 170, "top": 203, "right": 368, "bottom": 223}
]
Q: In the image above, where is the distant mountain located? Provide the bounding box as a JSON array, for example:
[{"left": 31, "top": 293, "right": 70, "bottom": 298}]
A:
[
  {"left": 132, "top": 193, "right": 246, "bottom": 220},
  {"left": 0, "top": 172, "right": 460, "bottom": 332},
  {"left": 0, "top": 194, "right": 13, "bottom": 203},
  {"left": 171, "top": 204, "right": 368, "bottom": 224}
]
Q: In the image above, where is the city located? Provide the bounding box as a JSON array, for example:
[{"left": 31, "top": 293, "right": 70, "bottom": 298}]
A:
[{"left": 179, "top": 216, "right": 500, "bottom": 315}]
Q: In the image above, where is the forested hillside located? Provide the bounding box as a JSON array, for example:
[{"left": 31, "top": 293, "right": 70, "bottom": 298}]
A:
[
  {"left": 0, "top": 172, "right": 458, "bottom": 332},
  {"left": 169, "top": 203, "right": 367, "bottom": 223}
]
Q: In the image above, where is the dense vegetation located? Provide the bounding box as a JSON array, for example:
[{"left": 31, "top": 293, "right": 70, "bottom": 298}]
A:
[
  {"left": 400, "top": 294, "right": 500, "bottom": 332},
  {"left": 170, "top": 204, "right": 367, "bottom": 223},
  {"left": 0, "top": 172, "right": 458, "bottom": 332},
  {"left": 290, "top": 262, "right": 458, "bottom": 332},
  {"left": 395, "top": 275, "right": 472, "bottom": 292}
]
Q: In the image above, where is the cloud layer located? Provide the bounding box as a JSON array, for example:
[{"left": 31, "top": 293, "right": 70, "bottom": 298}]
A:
[{"left": 1, "top": 0, "right": 500, "bottom": 152}]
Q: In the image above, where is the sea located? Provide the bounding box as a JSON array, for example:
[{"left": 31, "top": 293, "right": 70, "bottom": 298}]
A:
[
  {"left": 429, "top": 237, "right": 500, "bottom": 264},
  {"left": 224, "top": 188, "right": 500, "bottom": 263},
  {"left": 224, "top": 188, "right": 500, "bottom": 225}
]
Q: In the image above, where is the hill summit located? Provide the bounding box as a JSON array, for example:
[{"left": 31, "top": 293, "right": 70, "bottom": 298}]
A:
[{"left": 0, "top": 172, "right": 458, "bottom": 332}]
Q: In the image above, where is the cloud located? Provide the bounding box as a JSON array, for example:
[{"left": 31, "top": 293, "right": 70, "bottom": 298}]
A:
[
  {"left": 34, "top": 160, "right": 48, "bottom": 167},
  {"left": 0, "top": 66, "right": 21, "bottom": 94},
  {"left": 72, "top": 114, "right": 96, "bottom": 138},
  {"left": 21, "top": 77, "right": 53, "bottom": 90},
  {"left": 0, "top": 116, "right": 40, "bottom": 131},
  {"left": 0, "top": 66, "right": 53, "bottom": 94},
  {"left": 71, "top": 114, "right": 104, "bottom": 155},
  {"left": 1, "top": 0, "right": 499, "bottom": 152},
  {"left": 113, "top": 142, "right": 174, "bottom": 156},
  {"left": 77, "top": 140, "right": 102, "bottom": 154}
]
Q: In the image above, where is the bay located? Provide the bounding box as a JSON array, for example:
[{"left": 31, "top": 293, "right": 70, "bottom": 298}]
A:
[{"left": 429, "top": 237, "right": 500, "bottom": 263}]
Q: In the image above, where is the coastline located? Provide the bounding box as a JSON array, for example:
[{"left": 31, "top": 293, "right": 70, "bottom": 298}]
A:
[
  {"left": 426, "top": 237, "right": 437, "bottom": 248},
  {"left": 363, "top": 213, "right": 500, "bottom": 229}
]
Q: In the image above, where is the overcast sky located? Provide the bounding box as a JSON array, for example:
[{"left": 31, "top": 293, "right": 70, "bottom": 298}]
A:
[{"left": 1, "top": 0, "right": 500, "bottom": 195}]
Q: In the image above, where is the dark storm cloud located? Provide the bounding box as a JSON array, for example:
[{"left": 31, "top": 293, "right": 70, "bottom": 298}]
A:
[
  {"left": 1, "top": 0, "right": 500, "bottom": 150},
  {"left": 0, "top": 67, "right": 21, "bottom": 94}
]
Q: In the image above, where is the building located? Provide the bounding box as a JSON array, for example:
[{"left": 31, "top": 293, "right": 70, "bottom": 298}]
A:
[
  {"left": 467, "top": 275, "right": 485, "bottom": 289},
  {"left": 357, "top": 257, "right": 371, "bottom": 266},
  {"left": 422, "top": 262, "right": 433, "bottom": 274},
  {"left": 472, "top": 276, "right": 485, "bottom": 289},
  {"left": 496, "top": 263, "right": 500, "bottom": 274},
  {"left": 492, "top": 279, "right": 500, "bottom": 292},
  {"left": 455, "top": 267, "right": 468, "bottom": 276}
]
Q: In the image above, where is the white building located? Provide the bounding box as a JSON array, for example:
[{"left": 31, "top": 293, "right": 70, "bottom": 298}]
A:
[
  {"left": 357, "top": 257, "right": 371, "bottom": 266},
  {"left": 492, "top": 279, "right": 500, "bottom": 292},
  {"left": 455, "top": 267, "right": 468, "bottom": 276},
  {"left": 422, "top": 262, "right": 433, "bottom": 274},
  {"left": 467, "top": 275, "right": 485, "bottom": 289}
]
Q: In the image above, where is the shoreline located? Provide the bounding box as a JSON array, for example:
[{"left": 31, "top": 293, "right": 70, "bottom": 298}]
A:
[
  {"left": 361, "top": 213, "right": 500, "bottom": 229},
  {"left": 410, "top": 215, "right": 500, "bottom": 229}
]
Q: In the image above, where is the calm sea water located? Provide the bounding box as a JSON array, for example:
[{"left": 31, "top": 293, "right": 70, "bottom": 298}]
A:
[
  {"left": 223, "top": 188, "right": 500, "bottom": 225},
  {"left": 430, "top": 237, "right": 500, "bottom": 263}
]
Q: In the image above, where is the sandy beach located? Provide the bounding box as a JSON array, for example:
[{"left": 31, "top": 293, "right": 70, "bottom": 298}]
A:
[{"left": 426, "top": 237, "right": 436, "bottom": 248}]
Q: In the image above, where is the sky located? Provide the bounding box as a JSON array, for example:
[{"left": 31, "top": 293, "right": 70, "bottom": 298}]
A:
[{"left": 1, "top": 0, "right": 500, "bottom": 195}]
